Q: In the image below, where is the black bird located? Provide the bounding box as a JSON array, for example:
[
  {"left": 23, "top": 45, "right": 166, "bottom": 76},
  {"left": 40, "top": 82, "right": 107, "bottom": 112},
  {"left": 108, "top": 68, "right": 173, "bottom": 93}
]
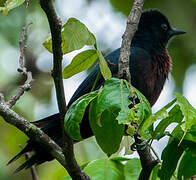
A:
[{"left": 8, "top": 10, "right": 185, "bottom": 172}]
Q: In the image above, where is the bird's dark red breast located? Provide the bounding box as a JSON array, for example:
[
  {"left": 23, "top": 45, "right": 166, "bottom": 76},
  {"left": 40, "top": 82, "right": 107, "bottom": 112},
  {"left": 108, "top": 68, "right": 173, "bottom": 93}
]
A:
[{"left": 8, "top": 10, "right": 185, "bottom": 171}]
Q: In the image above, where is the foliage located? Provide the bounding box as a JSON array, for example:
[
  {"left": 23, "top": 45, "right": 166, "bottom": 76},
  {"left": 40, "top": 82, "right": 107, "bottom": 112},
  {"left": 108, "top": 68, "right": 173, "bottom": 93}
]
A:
[
  {"left": 60, "top": 18, "right": 196, "bottom": 179},
  {"left": 43, "top": 17, "right": 112, "bottom": 80},
  {"left": 0, "top": 0, "right": 196, "bottom": 180},
  {"left": 0, "top": 0, "right": 25, "bottom": 16}
]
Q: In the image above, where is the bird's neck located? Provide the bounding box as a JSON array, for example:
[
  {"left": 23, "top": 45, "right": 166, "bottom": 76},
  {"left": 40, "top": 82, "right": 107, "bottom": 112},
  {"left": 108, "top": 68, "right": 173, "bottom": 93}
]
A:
[
  {"left": 132, "top": 34, "right": 172, "bottom": 78},
  {"left": 132, "top": 33, "right": 167, "bottom": 55}
]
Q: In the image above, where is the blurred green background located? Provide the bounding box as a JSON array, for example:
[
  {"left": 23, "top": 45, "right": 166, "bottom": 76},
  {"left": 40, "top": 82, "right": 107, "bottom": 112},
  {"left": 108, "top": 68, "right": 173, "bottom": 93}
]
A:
[{"left": 0, "top": 0, "right": 195, "bottom": 179}]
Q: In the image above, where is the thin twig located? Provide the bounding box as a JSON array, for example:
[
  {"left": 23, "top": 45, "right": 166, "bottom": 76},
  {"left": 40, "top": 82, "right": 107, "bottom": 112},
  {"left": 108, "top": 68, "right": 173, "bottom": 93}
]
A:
[
  {"left": 26, "top": 0, "right": 30, "bottom": 7},
  {"left": 6, "top": 22, "right": 33, "bottom": 108},
  {"left": 0, "top": 23, "right": 67, "bottom": 171},
  {"left": 39, "top": 0, "right": 91, "bottom": 179},
  {"left": 149, "top": 145, "right": 161, "bottom": 163},
  {"left": 19, "top": 145, "right": 38, "bottom": 180}
]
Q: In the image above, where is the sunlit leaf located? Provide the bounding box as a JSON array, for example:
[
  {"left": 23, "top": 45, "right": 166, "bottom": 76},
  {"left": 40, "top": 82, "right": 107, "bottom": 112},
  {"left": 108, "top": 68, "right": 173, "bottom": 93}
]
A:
[
  {"left": 138, "top": 98, "right": 176, "bottom": 137},
  {"left": 175, "top": 92, "right": 196, "bottom": 131},
  {"left": 184, "top": 125, "right": 196, "bottom": 143},
  {"left": 94, "top": 78, "right": 131, "bottom": 124},
  {"left": 124, "top": 158, "right": 141, "bottom": 180},
  {"left": 150, "top": 164, "right": 161, "bottom": 180},
  {"left": 153, "top": 105, "right": 183, "bottom": 138},
  {"left": 63, "top": 49, "right": 98, "bottom": 79},
  {"left": 43, "top": 18, "right": 96, "bottom": 54},
  {"left": 0, "top": 0, "right": 25, "bottom": 15},
  {"left": 97, "top": 50, "right": 112, "bottom": 80},
  {"left": 95, "top": 78, "right": 151, "bottom": 126},
  {"left": 83, "top": 159, "right": 124, "bottom": 180},
  {"left": 64, "top": 90, "right": 99, "bottom": 141},
  {"left": 138, "top": 107, "right": 168, "bottom": 136}
]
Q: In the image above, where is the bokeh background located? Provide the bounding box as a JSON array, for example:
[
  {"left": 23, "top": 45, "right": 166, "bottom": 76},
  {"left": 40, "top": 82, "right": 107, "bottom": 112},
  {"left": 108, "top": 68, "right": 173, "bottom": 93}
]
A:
[{"left": 0, "top": 0, "right": 195, "bottom": 179}]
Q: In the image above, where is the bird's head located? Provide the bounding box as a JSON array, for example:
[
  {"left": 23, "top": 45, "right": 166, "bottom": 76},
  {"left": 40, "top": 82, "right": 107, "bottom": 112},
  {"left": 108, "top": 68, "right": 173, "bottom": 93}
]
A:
[{"left": 133, "top": 10, "right": 185, "bottom": 50}]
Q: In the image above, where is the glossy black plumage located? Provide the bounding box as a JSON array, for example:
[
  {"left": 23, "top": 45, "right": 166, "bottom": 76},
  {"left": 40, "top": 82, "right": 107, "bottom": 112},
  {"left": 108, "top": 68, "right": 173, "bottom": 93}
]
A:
[{"left": 8, "top": 10, "right": 185, "bottom": 171}]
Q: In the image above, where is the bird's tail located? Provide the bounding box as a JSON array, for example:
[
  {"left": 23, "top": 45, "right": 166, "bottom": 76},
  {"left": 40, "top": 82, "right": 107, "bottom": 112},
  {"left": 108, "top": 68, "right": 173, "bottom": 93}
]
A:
[{"left": 7, "top": 113, "right": 62, "bottom": 173}]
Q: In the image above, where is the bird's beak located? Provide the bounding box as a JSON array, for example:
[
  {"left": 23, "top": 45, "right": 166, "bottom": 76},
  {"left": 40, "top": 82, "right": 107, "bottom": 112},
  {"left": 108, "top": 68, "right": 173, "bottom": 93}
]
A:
[{"left": 169, "top": 28, "right": 186, "bottom": 38}]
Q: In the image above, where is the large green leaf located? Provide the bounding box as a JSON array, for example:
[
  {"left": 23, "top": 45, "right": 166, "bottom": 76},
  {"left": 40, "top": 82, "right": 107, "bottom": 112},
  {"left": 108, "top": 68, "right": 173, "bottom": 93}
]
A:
[
  {"left": 174, "top": 93, "right": 196, "bottom": 131},
  {"left": 43, "top": 18, "right": 96, "bottom": 54},
  {"left": 159, "top": 140, "right": 184, "bottom": 180},
  {"left": 153, "top": 104, "right": 183, "bottom": 138},
  {"left": 184, "top": 125, "right": 196, "bottom": 143},
  {"left": 150, "top": 164, "right": 161, "bottom": 180},
  {"left": 89, "top": 99, "right": 124, "bottom": 156},
  {"left": 64, "top": 90, "right": 99, "bottom": 141},
  {"left": 124, "top": 158, "right": 141, "bottom": 180},
  {"left": 83, "top": 159, "right": 124, "bottom": 180},
  {"left": 94, "top": 78, "right": 131, "bottom": 124},
  {"left": 177, "top": 151, "right": 196, "bottom": 180},
  {"left": 63, "top": 49, "right": 98, "bottom": 79},
  {"left": 95, "top": 78, "right": 151, "bottom": 125},
  {"left": 97, "top": 50, "right": 112, "bottom": 80},
  {"left": 0, "top": 0, "right": 25, "bottom": 15}
]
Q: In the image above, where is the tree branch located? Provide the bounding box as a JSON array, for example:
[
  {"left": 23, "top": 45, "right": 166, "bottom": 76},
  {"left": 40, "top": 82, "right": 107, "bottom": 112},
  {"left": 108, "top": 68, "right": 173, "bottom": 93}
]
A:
[
  {"left": 118, "top": 0, "right": 144, "bottom": 82},
  {"left": 6, "top": 22, "right": 33, "bottom": 108},
  {"left": 0, "top": 23, "right": 67, "bottom": 173},
  {"left": 0, "top": 99, "right": 66, "bottom": 167},
  {"left": 118, "top": 0, "right": 159, "bottom": 179},
  {"left": 39, "top": 0, "right": 91, "bottom": 179},
  {"left": 134, "top": 136, "right": 159, "bottom": 180}
]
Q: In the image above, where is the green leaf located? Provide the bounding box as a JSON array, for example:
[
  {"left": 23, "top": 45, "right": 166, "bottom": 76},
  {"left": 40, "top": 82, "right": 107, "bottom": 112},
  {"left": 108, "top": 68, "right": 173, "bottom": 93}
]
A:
[
  {"left": 184, "top": 125, "right": 196, "bottom": 143},
  {"left": 0, "top": 0, "right": 7, "bottom": 6},
  {"left": 159, "top": 140, "right": 184, "bottom": 180},
  {"left": 43, "top": 18, "right": 96, "bottom": 54},
  {"left": 89, "top": 99, "right": 124, "bottom": 156},
  {"left": 97, "top": 50, "right": 112, "bottom": 80},
  {"left": 126, "top": 125, "right": 135, "bottom": 136},
  {"left": 177, "top": 151, "right": 196, "bottom": 180},
  {"left": 0, "top": 0, "right": 25, "bottom": 15},
  {"left": 174, "top": 92, "right": 196, "bottom": 131},
  {"left": 153, "top": 105, "right": 183, "bottom": 138},
  {"left": 95, "top": 78, "right": 151, "bottom": 125},
  {"left": 132, "top": 88, "right": 152, "bottom": 124},
  {"left": 117, "top": 136, "right": 134, "bottom": 155},
  {"left": 138, "top": 107, "right": 168, "bottom": 137},
  {"left": 138, "top": 99, "right": 176, "bottom": 137},
  {"left": 124, "top": 158, "right": 141, "bottom": 180},
  {"left": 63, "top": 50, "right": 98, "bottom": 79},
  {"left": 64, "top": 90, "right": 99, "bottom": 141},
  {"left": 95, "top": 78, "right": 131, "bottom": 124},
  {"left": 110, "top": 156, "right": 130, "bottom": 162},
  {"left": 83, "top": 159, "right": 124, "bottom": 180},
  {"left": 63, "top": 176, "right": 71, "bottom": 180},
  {"left": 150, "top": 164, "right": 161, "bottom": 180}
]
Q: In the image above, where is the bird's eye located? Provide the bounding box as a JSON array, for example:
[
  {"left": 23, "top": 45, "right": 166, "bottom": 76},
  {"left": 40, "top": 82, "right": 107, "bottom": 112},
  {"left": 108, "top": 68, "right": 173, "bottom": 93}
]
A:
[{"left": 161, "top": 23, "right": 168, "bottom": 31}]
